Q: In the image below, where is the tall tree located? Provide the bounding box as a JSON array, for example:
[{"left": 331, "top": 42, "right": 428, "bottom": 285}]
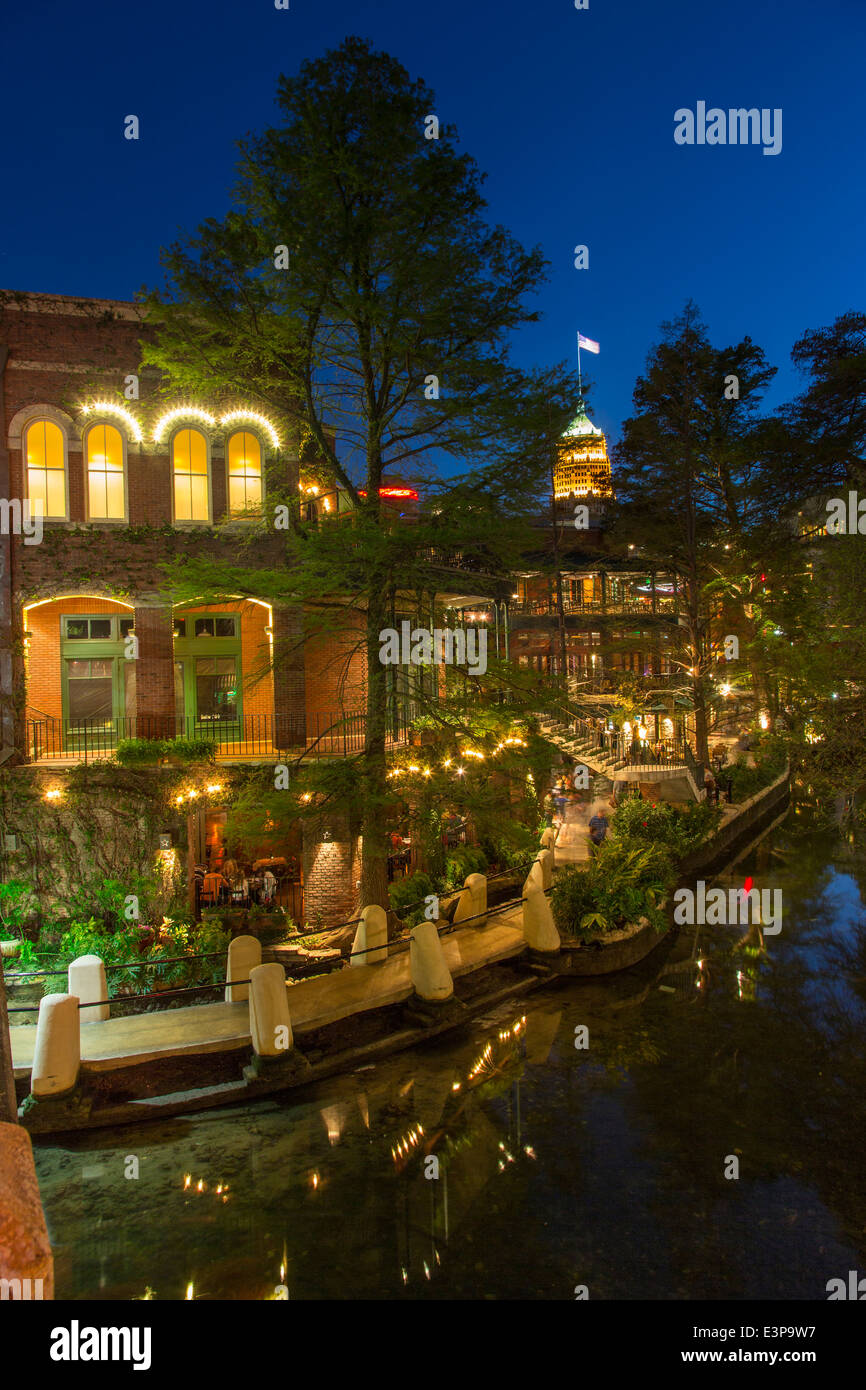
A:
[
  {"left": 142, "top": 37, "right": 575, "bottom": 909},
  {"left": 610, "top": 303, "right": 775, "bottom": 763}
]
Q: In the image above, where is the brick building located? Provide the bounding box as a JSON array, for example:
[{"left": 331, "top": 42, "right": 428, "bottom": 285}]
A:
[
  {"left": 0, "top": 291, "right": 508, "bottom": 922},
  {"left": 507, "top": 399, "right": 683, "bottom": 699}
]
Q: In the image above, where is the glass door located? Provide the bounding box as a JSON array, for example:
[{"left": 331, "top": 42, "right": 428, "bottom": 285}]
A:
[
  {"left": 173, "top": 613, "right": 243, "bottom": 749},
  {"left": 60, "top": 614, "right": 128, "bottom": 752}
]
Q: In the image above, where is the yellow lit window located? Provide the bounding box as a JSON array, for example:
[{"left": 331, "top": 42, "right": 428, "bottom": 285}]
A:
[
  {"left": 86, "top": 423, "right": 125, "bottom": 519},
  {"left": 26, "top": 419, "right": 66, "bottom": 519},
  {"left": 227, "top": 431, "right": 262, "bottom": 515},
  {"left": 173, "top": 428, "right": 209, "bottom": 522}
]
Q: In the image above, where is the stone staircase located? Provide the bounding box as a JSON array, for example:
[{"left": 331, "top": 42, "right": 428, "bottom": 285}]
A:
[
  {"left": 537, "top": 714, "right": 702, "bottom": 801},
  {"left": 536, "top": 716, "right": 625, "bottom": 778}
]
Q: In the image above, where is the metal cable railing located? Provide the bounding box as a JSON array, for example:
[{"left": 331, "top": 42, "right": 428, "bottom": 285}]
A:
[{"left": 4, "top": 886, "right": 542, "bottom": 1013}]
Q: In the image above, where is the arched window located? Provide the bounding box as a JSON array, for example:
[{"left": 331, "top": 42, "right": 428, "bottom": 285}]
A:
[
  {"left": 25, "top": 419, "right": 67, "bottom": 519},
  {"left": 226, "top": 430, "right": 262, "bottom": 515},
  {"left": 85, "top": 423, "right": 126, "bottom": 520},
  {"left": 172, "top": 428, "right": 210, "bottom": 522}
]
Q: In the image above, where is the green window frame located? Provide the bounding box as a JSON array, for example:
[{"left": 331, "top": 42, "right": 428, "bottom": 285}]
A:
[
  {"left": 59, "top": 613, "right": 133, "bottom": 734},
  {"left": 172, "top": 611, "right": 243, "bottom": 730}
]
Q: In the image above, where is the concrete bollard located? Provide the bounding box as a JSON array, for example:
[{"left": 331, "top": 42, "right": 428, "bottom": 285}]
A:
[
  {"left": 464, "top": 873, "right": 488, "bottom": 925},
  {"left": 523, "top": 861, "right": 545, "bottom": 897},
  {"left": 248, "top": 962, "right": 293, "bottom": 1058},
  {"left": 68, "top": 954, "right": 109, "bottom": 1024},
  {"left": 225, "top": 934, "right": 262, "bottom": 1003},
  {"left": 410, "top": 921, "right": 454, "bottom": 1003},
  {"left": 31, "top": 994, "right": 80, "bottom": 1099},
  {"left": 536, "top": 849, "right": 554, "bottom": 891},
  {"left": 350, "top": 905, "right": 388, "bottom": 967},
  {"left": 522, "top": 887, "right": 561, "bottom": 954},
  {"left": 451, "top": 884, "right": 474, "bottom": 926}
]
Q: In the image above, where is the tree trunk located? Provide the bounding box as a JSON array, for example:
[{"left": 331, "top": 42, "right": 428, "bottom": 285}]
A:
[
  {"left": 0, "top": 957, "right": 17, "bottom": 1124},
  {"left": 360, "top": 582, "right": 392, "bottom": 911}
]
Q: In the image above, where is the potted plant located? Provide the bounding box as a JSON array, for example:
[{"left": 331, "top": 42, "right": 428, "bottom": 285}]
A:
[{"left": 116, "top": 737, "right": 169, "bottom": 767}]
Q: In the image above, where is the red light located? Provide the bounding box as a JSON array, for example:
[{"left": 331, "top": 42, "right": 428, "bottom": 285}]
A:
[
  {"left": 358, "top": 487, "right": 419, "bottom": 500},
  {"left": 760, "top": 574, "right": 766, "bottom": 582},
  {"left": 743, "top": 876, "right": 753, "bottom": 894}
]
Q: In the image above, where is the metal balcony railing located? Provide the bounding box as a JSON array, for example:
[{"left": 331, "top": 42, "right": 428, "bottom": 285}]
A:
[
  {"left": 548, "top": 712, "right": 695, "bottom": 772},
  {"left": 510, "top": 597, "right": 677, "bottom": 618},
  {"left": 24, "top": 708, "right": 418, "bottom": 764}
]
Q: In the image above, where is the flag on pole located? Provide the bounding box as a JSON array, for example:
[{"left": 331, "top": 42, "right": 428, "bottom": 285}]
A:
[{"left": 577, "top": 333, "right": 600, "bottom": 354}]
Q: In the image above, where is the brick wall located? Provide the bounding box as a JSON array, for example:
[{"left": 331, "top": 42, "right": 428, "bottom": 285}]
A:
[
  {"left": 133, "top": 605, "right": 175, "bottom": 733},
  {"left": 304, "top": 608, "right": 368, "bottom": 718},
  {"left": 25, "top": 596, "right": 274, "bottom": 731},
  {"left": 301, "top": 812, "right": 360, "bottom": 925},
  {"left": 25, "top": 596, "right": 130, "bottom": 719}
]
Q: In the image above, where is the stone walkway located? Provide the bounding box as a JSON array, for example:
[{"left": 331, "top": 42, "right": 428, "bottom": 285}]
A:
[
  {"left": 552, "top": 800, "right": 595, "bottom": 865},
  {"left": 9, "top": 914, "right": 526, "bottom": 1079}
]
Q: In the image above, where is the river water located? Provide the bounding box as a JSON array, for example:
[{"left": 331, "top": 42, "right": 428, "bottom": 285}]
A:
[{"left": 31, "top": 794, "right": 866, "bottom": 1300}]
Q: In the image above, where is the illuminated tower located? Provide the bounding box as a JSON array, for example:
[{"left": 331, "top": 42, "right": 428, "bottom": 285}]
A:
[{"left": 553, "top": 398, "right": 612, "bottom": 499}]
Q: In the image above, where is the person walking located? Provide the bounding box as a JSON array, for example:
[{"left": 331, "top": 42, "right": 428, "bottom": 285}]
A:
[
  {"left": 554, "top": 776, "right": 568, "bottom": 823},
  {"left": 588, "top": 808, "right": 609, "bottom": 854}
]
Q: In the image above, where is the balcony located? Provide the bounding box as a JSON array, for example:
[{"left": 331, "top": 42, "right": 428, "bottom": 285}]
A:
[
  {"left": 23, "top": 710, "right": 417, "bottom": 765},
  {"left": 510, "top": 597, "right": 677, "bottom": 619}
]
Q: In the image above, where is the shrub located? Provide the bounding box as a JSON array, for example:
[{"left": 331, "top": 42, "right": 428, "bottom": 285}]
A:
[
  {"left": 114, "top": 738, "right": 168, "bottom": 766},
  {"left": 721, "top": 734, "right": 787, "bottom": 803},
  {"left": 169, "top": 736, "right": 218, "bottom": 763},
  {"left": 612, "top": 797, "right": 721, "bottom": 856},
  {"left": 478, "top": 823, "right": 537, "bottom": 874},
  {"left": 550, "top": 865, "right": 596, "bottom": 934},
  {"left": 444, "top": 845, "right": 488, "bottom": 888},
  {"left": 389, "top": 870, "right": 436, "bottom": 926},
  {"left": 115, "top": 736, "right": 218, "bottom": 766},
  {"left": 552, "top": 840, "right": 675, "bottom": 940},
  {"left": 0, "top": 880, "right": 35, "bottom": 938},
  {"left": 57, "top": 918, "right": 148, "bottom": 995}
]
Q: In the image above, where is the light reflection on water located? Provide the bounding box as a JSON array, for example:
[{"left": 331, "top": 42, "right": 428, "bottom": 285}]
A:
[{"left": 33, "top": 800, "right": 866, "bottom": 1300}]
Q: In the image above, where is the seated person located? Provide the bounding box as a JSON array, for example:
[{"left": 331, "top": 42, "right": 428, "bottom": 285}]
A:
[{"left": 201, "top": 870, "right": 229, "bottom": 906}]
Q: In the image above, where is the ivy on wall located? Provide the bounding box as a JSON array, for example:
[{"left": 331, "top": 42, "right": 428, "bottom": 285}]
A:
[{"left": 0, "top": 765, "right": 209, "bottom": 926}]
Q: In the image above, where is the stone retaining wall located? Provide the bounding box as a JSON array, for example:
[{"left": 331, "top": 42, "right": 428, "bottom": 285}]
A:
[
  {"left": 678, "top": 764, "right": 791, "bottom": 881},
  {"left": 0, "top": 1121, "right": 54, "bottom": 1298}
]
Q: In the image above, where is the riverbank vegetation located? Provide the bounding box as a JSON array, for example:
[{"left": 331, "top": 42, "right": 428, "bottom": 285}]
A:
[{"left": 551, "top": 798, "right": 722, "bottom": 941}]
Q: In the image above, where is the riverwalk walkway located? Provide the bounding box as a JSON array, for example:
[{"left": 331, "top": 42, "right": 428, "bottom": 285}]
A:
[
  {"left": 553, "top": 801, "right": 593, "bottom": 865},
  {"left": 9, "top": 912, "right": 526, "bottom": 1080}
]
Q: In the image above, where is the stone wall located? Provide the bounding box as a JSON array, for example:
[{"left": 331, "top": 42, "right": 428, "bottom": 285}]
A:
[
  {"left": 0, "top": 1121, "right": 54, "bottom": 1298},
  {"left": 0, "top": 765, "right": 186, "bottom": 926},
  {"left": 678, "top": 765, "right": 791, "bottom": 881}
]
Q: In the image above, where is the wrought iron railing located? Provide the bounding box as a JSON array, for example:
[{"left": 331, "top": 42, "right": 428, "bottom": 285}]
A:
[
  {"left": 24, "top": 708, "right": 418, "bottom": 763},
  {"left": 682, "top": 741, "right": 705, "bottom": 793},
  {"left": 510, "top": 597, "right": 677, "bottom": 618},
  {"left": 545, "top": 712, "right": 694, "bottom": 772}
]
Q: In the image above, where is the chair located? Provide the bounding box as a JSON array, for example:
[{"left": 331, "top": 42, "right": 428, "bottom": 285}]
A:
[{"left": 202, "top": 871, "right": 227, "bottom": 907}]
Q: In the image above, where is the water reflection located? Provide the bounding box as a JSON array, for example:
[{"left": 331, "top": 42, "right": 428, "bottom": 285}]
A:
[{"left": 32, "top": 795, "right": 866, "bottom": 1300}]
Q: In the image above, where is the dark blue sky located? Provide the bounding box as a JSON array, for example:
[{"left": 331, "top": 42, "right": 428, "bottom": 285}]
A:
[{"left": 2, "top": 0, "right": 862, "bottom": 443}]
